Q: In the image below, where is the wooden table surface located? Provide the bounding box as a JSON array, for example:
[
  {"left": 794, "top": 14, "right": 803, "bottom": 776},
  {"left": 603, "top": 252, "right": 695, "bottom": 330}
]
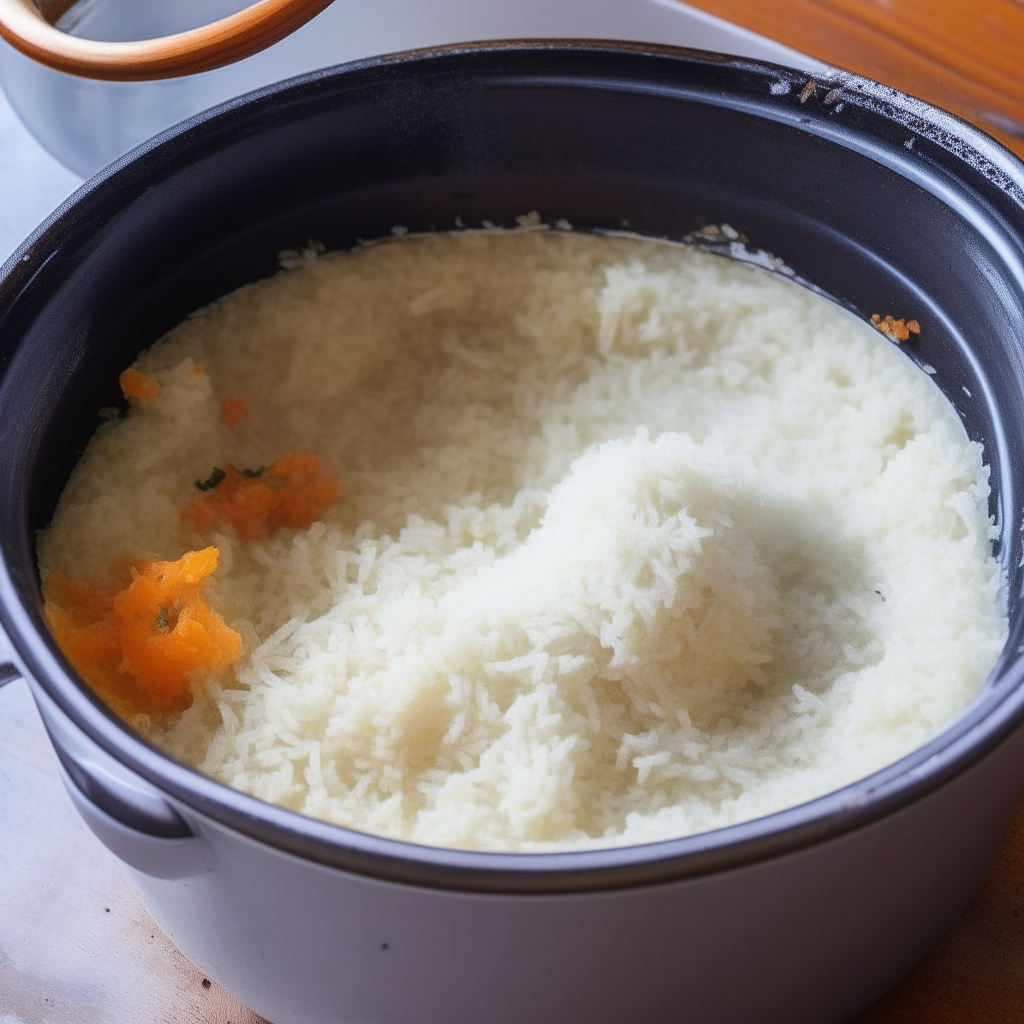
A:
[
  {"left": 683, "top": 2, "right": 1024, "bottom": 1020},
  {"left": 687, "top": 0, "right": 1024, "bottom": 159}
]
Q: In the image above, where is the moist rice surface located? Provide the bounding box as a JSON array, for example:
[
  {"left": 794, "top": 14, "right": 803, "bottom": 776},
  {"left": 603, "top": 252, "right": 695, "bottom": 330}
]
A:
[{"left": 37, "top": 227, "right": 1008, "bottom": 852}]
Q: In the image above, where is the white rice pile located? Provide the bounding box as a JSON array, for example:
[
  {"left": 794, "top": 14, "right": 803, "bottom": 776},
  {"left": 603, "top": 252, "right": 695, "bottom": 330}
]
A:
[{"left": 37, "top": 226, "right": 1007, "bottom": 851}]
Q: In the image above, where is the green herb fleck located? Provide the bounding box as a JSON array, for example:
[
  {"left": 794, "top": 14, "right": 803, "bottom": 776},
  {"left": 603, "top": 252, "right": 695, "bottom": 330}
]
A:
[
  {"left": 196, "top": 467, "right": 226, "bottom": 491},
  {"left": 242, "top": 466, "right": 265, "bottom": 478}
]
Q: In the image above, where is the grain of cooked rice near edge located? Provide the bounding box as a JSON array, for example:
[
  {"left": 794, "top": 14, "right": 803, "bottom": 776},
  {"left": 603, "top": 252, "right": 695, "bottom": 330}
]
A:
[{"left": 38, "top": 221, "right": 1007, "bottom": 852}]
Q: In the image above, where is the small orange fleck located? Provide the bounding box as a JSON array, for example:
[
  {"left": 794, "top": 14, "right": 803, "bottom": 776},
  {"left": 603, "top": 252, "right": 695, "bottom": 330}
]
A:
[
  {"left": 119, "top": 368, "right": 160, "bottom": 401},
  {"left": 182, "top": 453, "right": 340, "bottom": 541},
  {"left": 870, "top": 314, "right": 917, "bottom": 344},
  {"left": 220, "top": 397, "right": 250, "bottom": 426},
  {"left": 44, "top": 548, "right": 241, "bottom": 717},
  {"left": 190, "top": 363, "right": 205, "bottom": 377}
]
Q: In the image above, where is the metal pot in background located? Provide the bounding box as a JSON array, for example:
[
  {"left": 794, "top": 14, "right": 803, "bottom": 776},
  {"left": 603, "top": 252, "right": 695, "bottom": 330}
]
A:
[
  {"left": 0, "top": 0, "right": 820, "bottom": 177},
  {"left": 2, "top": 41, "right": 1024, "bottom": 1024}
]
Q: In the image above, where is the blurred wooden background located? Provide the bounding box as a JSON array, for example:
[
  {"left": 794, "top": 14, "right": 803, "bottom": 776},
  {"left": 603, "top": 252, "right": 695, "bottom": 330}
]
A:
[{"left": 689, "top": 0, "right": 1024, "bottom": 158}]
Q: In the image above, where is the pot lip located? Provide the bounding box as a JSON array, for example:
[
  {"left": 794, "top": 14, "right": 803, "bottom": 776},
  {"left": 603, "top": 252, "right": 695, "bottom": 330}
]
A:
[{"left": 4, "top": 38, "right": 1024, "bottom": 895}]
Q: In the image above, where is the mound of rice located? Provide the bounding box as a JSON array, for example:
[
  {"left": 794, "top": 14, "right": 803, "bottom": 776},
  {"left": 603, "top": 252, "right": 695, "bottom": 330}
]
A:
[{"left": 37, "top": 226, "right": 1007, "bottom": 851}]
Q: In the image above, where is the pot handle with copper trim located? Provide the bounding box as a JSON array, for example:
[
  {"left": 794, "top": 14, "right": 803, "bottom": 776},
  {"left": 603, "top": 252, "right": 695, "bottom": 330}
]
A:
[{"left": 0, "top": 0, "right": 335, "bottom": 82}]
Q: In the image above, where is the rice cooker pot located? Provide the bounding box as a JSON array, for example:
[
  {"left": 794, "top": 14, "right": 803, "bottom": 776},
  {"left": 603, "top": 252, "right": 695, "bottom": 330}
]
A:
[{"left": 3, "top": 43, "right": 1024, "bottom": 1024}]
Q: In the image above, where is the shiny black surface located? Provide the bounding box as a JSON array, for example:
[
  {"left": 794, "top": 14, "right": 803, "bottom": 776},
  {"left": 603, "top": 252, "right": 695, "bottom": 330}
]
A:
[{"left": 2, "top": 41, "right": 1024, "bottom": 892}]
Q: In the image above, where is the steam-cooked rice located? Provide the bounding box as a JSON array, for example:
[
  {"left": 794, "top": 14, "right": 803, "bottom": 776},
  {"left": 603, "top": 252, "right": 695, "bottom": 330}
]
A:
[{"left": 37, "top": 226, "right": 1007, "bottom": 851}]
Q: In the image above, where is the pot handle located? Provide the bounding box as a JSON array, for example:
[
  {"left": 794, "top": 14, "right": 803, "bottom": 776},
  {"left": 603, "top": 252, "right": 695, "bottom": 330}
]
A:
[
  {"left": 0, "top": 0, "right": 335, "bottom": 81},
  {"left": 0, "top": 609, "right": 22, "bottom": 688},
  {"left": 53, "top": 749, "right": 214, "bottom": 879},
  {"left": 33, "top": 686, "right": 214, "bottom": 879}
]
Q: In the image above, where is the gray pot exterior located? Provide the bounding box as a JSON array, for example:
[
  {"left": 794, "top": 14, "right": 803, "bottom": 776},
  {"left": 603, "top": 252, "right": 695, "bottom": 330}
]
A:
[{"left": 33, "top": 680, "right": 1024, "bottom": 1024}]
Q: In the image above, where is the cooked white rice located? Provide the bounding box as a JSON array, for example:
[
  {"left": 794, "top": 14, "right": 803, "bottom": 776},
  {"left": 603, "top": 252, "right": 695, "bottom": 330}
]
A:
[{"left": 37, "top": 226, "right": 1007, "bottom": 851}]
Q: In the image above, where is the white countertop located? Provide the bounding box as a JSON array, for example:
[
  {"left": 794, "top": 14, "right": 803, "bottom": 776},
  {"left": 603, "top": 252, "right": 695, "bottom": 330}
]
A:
[
  {"left": 0, "top": 678, "right": 268, "bottom": 1023},
  {"left": 0, "top": 5, "right": 817, "bottom": 1021}
]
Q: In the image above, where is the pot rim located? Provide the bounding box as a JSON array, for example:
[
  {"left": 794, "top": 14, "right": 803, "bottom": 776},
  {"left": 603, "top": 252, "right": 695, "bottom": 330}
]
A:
[{"left": 4, "top": 38, "right": 1024, "bottom": 895}]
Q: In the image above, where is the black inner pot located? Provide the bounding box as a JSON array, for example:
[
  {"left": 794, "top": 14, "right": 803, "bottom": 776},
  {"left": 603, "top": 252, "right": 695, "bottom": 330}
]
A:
[{"left": 3, "top": 41, "right": 1024, "bottom": 893}]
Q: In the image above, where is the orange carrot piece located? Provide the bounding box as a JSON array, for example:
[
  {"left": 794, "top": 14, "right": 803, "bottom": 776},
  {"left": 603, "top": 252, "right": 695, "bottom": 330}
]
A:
[
  {"left": 44, "top": 548, "right": 241, "bottom": 717},
  {"left": 870, "top": 314, "right": 919, "bottom": 344},
  {"left": 220, "top": 396, "right": 250, "bottom": 426},
  {"left": 119, "top": 368, "right": 160, "bottom": 401},
  {"left": 183, "top": 453, "right": 340, "bottom": 540}
]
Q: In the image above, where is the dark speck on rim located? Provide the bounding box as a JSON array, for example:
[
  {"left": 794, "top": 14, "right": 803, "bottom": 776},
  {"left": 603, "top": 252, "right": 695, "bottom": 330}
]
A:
[
  {"left": 381, "top": 942, "right": 390, "bottom": 950},
  {"left": 202, "top": 978, "right": 212, "bottom": 989}
]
